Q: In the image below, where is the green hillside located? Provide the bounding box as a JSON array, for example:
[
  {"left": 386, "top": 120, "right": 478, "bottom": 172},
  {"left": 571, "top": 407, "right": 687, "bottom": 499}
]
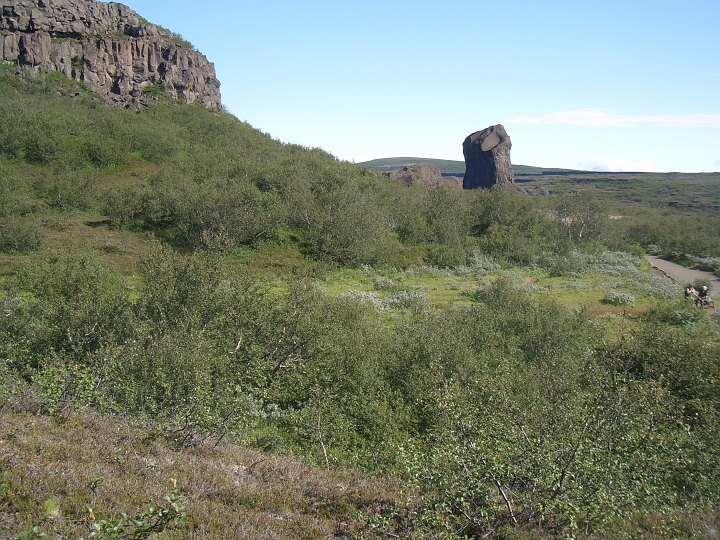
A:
[
  {"left": 1, "top": 66, "right": 720, "bottom": 539},
  {"left": 358, "top": 156, "right": 467, "bottom": 174},
  {"left": 357, "top": 156, "right": 587, "bottom": 176}
]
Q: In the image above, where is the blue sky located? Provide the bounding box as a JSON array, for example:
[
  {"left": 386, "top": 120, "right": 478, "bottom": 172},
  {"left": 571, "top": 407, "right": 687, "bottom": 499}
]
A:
[{"left": 124, "top": 0, "right": 720, "bottom": 172}]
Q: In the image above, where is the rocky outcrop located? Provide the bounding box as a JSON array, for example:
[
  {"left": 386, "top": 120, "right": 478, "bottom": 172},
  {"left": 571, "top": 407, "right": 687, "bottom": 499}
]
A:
[
  {"left": 385, "top": 163, "right": 462, "bottom": 189},
  {"left": 462, "top": 125, "right": 515, "bottom": 190},
  {"left": 526, "top": 185, "right": 549, "bottom": 197},
  {"left": 387, "top": 163, "right": 440, "bottom": 186},
  {"left": 0, "top": 0, "right": 221, "bottom": 108}
]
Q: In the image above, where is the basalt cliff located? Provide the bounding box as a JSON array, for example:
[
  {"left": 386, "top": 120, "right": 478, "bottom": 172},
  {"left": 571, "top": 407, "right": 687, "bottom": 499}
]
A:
[{"left": 0, "top": 0, "right": 221, "bottom": 108}]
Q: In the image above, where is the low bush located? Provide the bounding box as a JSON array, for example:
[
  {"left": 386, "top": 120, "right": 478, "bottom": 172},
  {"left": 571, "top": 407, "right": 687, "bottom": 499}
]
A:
[
  {"left": 384, "top": 289, "right": 429, "bottom": 311},
  {"left": 668, "top": 309, "right": 704, "bottom": 325},
  {"left": 635, "top": 275, "right": 681, "bottom": 299},
  {"left": 373, "top": 276, "right": 395, "bottom": 290},
  {"left": 0, "top": 219, "right": 45, "bottom": 253},
  {"left": 0, "top": 410, "right": 403, "bottom": 538},
  {"left": 687, "top": 255, "right": 720, "bottom": 272},
  {"left": 341, "top": 290, "right": 384, "bottom": 311},
  {"left": 603, "top": 290, "right": 635, "bottom": 306}
]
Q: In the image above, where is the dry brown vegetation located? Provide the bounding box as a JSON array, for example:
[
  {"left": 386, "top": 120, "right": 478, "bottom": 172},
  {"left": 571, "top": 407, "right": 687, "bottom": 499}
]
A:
[
  {"left": 0, "top": 404, "right": 410, "bottom": 538},
  {"left": 3, "top": 403, "right": 719, "bottom": 539}
]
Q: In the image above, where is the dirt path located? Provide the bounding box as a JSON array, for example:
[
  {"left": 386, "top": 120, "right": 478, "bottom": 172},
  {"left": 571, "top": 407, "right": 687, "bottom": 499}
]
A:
[{"left": 645, "top": 255, "right": 720, "bottom": 292}]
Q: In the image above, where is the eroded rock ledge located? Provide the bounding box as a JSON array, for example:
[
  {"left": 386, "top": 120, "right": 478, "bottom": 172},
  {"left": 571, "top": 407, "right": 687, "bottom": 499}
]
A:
[{"left": 0, "top": 0, "right": 221, "bottom": 108}]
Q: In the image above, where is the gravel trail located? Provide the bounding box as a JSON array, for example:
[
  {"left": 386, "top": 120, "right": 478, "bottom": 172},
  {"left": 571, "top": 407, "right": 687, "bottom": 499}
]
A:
[{"left": 645, "top": 255, "right": 720, "bottom": 292}]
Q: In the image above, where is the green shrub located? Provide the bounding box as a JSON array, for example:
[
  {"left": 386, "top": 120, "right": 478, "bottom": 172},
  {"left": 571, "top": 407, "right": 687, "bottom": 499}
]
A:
[
  {"left": 156, "top": 177, "right": 284, "bottom": 249},
  {"left": 667, "top": 308, "right": 703, "bottom": 325},
  {"left": 11, "top": 477, "right": 187, "bottom": 540},
  {"left": 0, "top": 162, "right": 45, "bottom": 217},
  {"left": 0, "top": 219, "right": 45, "bottom": 252},
  {"left": 34, "top": 170, "right": 98, "bottom": 210},
  {"left": 373, "top": 276, "right": 395, "bottom": 290},
  {"left": 384, "top": 289, "right": 428, "bottom": 311},
  {"left": 426, "top": 243, "right": 466, "bottom": 267},
  {"left": 603, "top": 290, "right": 635, "bottom": 306},
  {"left": 13, "top": 250, "right": 132, "bottom": 370},
  {"left": 101, "top": 183, "right": 149, "bottom": 227},
  {"left": 552, "top": 188, "right": 608, "bottom": 243},
  {"left": 693, "top": 278, "right": 711, "bottom": 294},
  {"left": 139, "top": 80, "right": 169, "bottom": 98},
  {"left": 170, "top": 32, "right": 196, "bottom": 51}
]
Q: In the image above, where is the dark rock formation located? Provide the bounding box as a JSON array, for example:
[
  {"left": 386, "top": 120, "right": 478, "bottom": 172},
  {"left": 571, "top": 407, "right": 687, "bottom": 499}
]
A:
[
  {"left": 526, "top": 185, "right": 549, "bottom": 197},
  {"left": 462, "top": 125, "right": 515, "bottom": 190},
  {"left": 0, "top": 0, "right": 221, "bottom": 108},
  {"left": 385, "top": 163, "right": 462, "bottom": 189}
]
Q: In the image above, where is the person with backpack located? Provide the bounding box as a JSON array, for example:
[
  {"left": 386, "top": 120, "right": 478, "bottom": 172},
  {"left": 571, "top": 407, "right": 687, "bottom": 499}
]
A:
[{"left": 696, "top": 285, "right": 711, "bottom": 307}]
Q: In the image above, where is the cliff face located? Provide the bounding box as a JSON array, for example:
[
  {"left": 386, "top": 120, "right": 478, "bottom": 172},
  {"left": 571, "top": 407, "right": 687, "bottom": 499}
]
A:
[{"left": 0, "top": 0, "right": 221, "bottom": 108}]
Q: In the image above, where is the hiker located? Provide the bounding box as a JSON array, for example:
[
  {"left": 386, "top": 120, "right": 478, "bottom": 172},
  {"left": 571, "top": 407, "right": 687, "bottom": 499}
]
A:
[
  {"left": 685, "top": 284, "right": 696, "bottom": 303},
  {"left": 696, "top": 285, "right": 710, "bottom": 307}
]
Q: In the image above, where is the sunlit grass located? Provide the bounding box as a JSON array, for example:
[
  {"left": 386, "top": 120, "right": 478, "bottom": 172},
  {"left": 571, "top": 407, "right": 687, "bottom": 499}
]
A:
[{"left": 316, "top": 260, "right": 677, "bottom": 315}]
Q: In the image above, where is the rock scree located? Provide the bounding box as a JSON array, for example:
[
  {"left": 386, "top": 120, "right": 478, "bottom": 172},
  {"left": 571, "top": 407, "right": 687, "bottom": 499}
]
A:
[
  {"left": 0, "top": 0, "right": 221, "bottom": 108},
  {"left": 462, "top": 124, "right": 516, "bottom": 190}
]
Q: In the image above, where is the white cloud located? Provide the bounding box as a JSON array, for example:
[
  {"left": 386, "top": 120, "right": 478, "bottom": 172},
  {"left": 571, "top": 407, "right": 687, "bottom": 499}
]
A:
[
  {"left": 577, "top": 157, "right": 664, "bottom": 173},
  {"left": 506, "top": 111, "right": 720, "bottom": 128}
]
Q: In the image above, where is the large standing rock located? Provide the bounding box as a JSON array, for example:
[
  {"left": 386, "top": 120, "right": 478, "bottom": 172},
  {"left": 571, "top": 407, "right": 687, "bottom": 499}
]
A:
[
  {"left": 0, "top": 0, "right": 221, "bottom": 109},
  {"left": 462, "top": 125, "right": 515, "bottom": 190}
]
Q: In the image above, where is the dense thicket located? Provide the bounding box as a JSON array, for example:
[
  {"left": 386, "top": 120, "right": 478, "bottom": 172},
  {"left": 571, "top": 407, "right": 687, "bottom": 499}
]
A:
[{"left": 2, "top": 246, "right": 719, "bottom": 536}]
